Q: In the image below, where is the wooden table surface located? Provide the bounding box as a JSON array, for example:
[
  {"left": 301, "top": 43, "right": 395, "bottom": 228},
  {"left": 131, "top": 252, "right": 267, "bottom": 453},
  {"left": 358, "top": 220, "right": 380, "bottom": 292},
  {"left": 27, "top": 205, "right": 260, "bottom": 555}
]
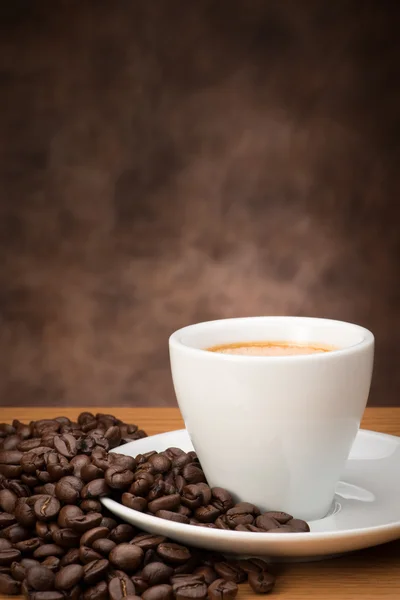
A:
[{"left": 1, "top": 406, "right": 399, "bottom": 600}]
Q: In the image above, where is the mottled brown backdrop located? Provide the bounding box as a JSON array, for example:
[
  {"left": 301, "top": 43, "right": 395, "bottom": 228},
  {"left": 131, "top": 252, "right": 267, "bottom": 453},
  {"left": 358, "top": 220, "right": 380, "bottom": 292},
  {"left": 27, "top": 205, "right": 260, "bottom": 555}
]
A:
[{"left": 0, "top": 1, "right": 399, "bottom": 407}]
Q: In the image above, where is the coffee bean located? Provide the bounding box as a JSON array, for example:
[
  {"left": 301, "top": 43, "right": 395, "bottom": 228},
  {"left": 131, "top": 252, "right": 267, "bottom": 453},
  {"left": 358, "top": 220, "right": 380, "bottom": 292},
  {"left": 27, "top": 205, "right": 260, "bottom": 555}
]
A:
[
  {"left": 83, "top": 558, "right": 109, "bottom": 585},
  {"left": 110, "top": 454, "right": 136, "bottom": 472},
  {"left": 194, "top": 505, "right": 221, "bottom": 523},
  {"left": 17, "top": 439, "right": 42, "bottom": 452},
  {"left": 79, "top": 546, "right": 103, "bottom": 564},
  {"left": 81, "top": 464, "right": 105, "bottom": 482},
  {"left": 11, "top": 560, "right": 26, "bottom": 581},
  {"left": 287, "top": 518, "right": 310, "bottom": 532},
  {"left": 0, "top": 548, "right": 21, "bottom": 566},
  {"left": 254, "top": 514, "right": 280, "bottom": 531},
  {"left": 66, "top": 512, "right": 103, "bottom": 533},
  {"left": 132, "top": 533, "right": 166, "bottom": 550},
  {"left": 105, "top": 465, "right": 135, "bottom": 490},
  {"left": 104, "top": 426, "right": 122, "bottom": 448},
  {"left": 248, "top": 570, "right": 275, "bottom": 593},
  {"left": 0, "top": 450, "right": 23, "bottom": 465},
  {"left": 156, "top": 510, "right": 190, "bottom": 524},
  {"left": 69, "top": 455, "right": 91, "bottom": 478},
  {"left": 60, "top": 548, "right": 80, "bottom": 567},
  {"left": 0, "top": 511, "right": 16, "bottom": 528},
  {"left": 21, "top": 558, "right": 40, "bottom": 569},
  {"left": 0, "top": 489, "right": 17, "bottom": 513},
  {"left": 109, "top": 524, "right": 136, "bottom": 544},
  {"left": 147, "top": 455, "right": 171, "bottom": 474},
  {"left": 84, "top": 580, "right": 108, "bottom": 600},
  {"left": 207, "top": 578, "right": 238, "bottom": 599},
  {"left": 193, "top": 566, "right": 217, "bottom": 585},
  {"left": 142, "top": 561, "right": 174, "bottom": 585},
  {"left": 0, "top": 540, "right": 12, "bottom": 551},
  {"left": 30, "top": 592, "right": 65, "bottom": 600},
  {"left": 214, "top": 563, "right": 246, "bottom": 584},
  {"left": 33, "top": 545, "right": 64, "bottom": 559},
  {"left": 80, "top": 500, "right": 102, "bottom": 513},
  {"left": 80, "top": 526, "right": 110, "bottom": 547},
  {"left": 157, "top": 543, "right": 191, "bottom": 564},
  {"left": 99, "top": 516, "right": 118, "bottom": 530},
  {"left": 26, "top": 565, "right": 56, "bottom": 591},
  {"left": 54, "top": 434, "right": 78, "bottom": 459},
  {"left": 173, "top": 578, "right": 208, "bottom": 599},
  {"left": 266, "top": 526, "right": 293, "bottom": 533},
  {"left": 34, "top": 496, "right": 61, "bottom": 522},
  {"left": 81, "top": 478, "right": 110, "bottom": 499},
  {"left": 0, "top": 572, "right": 21, "bottom": 595},
  {"left": 15, "top": 537, "right": 42, "bottom": 554},
  {"left": 91, "top": 538, "right": 116, "bottom": 556},
  {"left": 236, "top": 559, "right": 271, "bottom": 575},
  {"left": 182, "top": 465, "right": 205, "bottom": 484},
  {"left": 131, "top": 575, "right": 149, "bottom": 595},
  {"left": 52, "top": 528, "right": 81, "bottom": 548},
  {"left": 108, "top": 574, "right": 136, "bottom": 600},
  {"left": 121, "top": 493, "right": 148, "bottom": 512},
  {"left": 41, "top": 557, "right": 61, "bottom": 573},
  {"left": 57, "top": 505, "right": 83, "bottom": 528},
  {"left": 148, "top": 494, "right": 181, "bottom": 514},
  {"left": 36, "top": 522, "right": 53, "bottom": 542},
  {"left": 263, "top": 511, "right": 292, "bottom": 524},
  {"left": 3, "top": 523, "right": 31, "bottom": 543},
  {"left": 55, "top": 476, "right": 83, "bottom": 504},
  {"left": 109, "top": 543, "right": 143, "bottom": 571}
]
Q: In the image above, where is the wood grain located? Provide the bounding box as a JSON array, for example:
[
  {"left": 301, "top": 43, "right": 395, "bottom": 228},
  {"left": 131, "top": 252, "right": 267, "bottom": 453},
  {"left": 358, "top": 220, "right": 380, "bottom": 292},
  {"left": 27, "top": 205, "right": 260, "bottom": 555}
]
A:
[{"left": 1, "top": 407, "right": 399, "bottom": 599}]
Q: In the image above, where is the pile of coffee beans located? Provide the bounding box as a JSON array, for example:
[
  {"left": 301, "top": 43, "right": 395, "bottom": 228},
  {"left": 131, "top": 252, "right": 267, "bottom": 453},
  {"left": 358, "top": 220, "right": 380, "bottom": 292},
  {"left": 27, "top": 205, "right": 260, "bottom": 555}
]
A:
[{"left": 0, "top": 413, "right": 309, "bottom": 598}]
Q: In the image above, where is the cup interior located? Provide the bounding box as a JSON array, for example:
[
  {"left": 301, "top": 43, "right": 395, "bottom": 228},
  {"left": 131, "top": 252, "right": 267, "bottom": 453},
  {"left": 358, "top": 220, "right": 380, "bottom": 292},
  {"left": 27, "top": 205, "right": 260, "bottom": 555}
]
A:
[{"left": 170, "top": 317, "right": 372, "bottom": 355}]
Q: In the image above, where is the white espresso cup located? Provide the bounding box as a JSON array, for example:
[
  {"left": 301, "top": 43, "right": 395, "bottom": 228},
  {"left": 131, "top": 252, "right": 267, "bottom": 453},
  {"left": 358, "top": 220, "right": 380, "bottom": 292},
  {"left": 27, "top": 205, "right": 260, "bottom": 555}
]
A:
[{"left": 169, "top": 317, "right": 374, "bottom": 521}]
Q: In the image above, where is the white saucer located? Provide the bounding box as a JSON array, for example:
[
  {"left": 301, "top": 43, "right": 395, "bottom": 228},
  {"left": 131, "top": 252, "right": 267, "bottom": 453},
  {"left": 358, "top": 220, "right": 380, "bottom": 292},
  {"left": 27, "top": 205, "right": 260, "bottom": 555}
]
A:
[{"left": 101, "top": 428, "right": 400, "bottom": 558}]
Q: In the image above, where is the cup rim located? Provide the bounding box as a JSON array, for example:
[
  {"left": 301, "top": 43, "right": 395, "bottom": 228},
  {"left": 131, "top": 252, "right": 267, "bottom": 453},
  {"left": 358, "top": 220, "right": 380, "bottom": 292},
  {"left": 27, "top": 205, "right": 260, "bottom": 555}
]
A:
[{"left": 169, "top": 316, "right": 375, "bottom": 362}]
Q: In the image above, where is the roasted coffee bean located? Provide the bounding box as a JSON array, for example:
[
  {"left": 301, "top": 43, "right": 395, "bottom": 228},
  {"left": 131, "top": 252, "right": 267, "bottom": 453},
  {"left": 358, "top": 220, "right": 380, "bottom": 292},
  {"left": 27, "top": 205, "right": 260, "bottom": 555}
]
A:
[
  {"left": 21, "top": 558, "right": 40, "bottom": 569},
  {"left": 80, "top": 499, "right": 102, "bottom": 513},
  {"left": 17, "top": 439, "right": 41, "bottom": 452},
  {"left": 0, "top": 489, "right": 17, "bottom": 513},
  {"left": 0, "top": 548, "right": 21, "bottom": 566},
  {"left": 0, "top": 512, "right": 16, "bottom": 528},
  {"left": 81, "top": 464, "right": 105, "bottom": 482},
  {"left": 130, "top": 474, "right": 153, "bottom": 497},
  {"left": 66, "top": 512, "right": 103, "bottom": 533},
  {"left": 248, "top": 570, "right": 275, "bottom": 593},
  {"left": 0, "top": 572, "right": 21, "bottom": 595},
  {"left": 81, "top": 478, "right": 110, "bottom": 499},
  {"left": 141, "top": 561, "right": 174, "bottom": 585},
  {"left": 214, "top": 563, "right": 246, "bottom": 584},
  {"left": 55, "top": 476, "right": 83, "bottom": 504},
  {"left": 0, "top": 540, "right": 12, "bottom": 551},
  {"left": 131, "top": 576, "right": 148, "bottom": 595},
  {"left": 52, "top": 527, "right": 81, "bottom": 548},
  {"left": 169, "top": 575, "right": 204, "bottom": 586},
  {"left": 237, "top": 558, "right": 271, "bottom": 575},
  {"left": 34, "top": 496, "right": 61, "bottom": 522},
  {"left": 156, "top": 510, "right": 190, "bottom": 524},
  {"left": 105, "top": 465, "right": 134, "bottom": 490},
  {"left": 194, "top": 505, "right": 221, "bottom": 523},
  {"left": 287, "top": 518, "right": 310, "bottom": 532},
  {"left": 108, "top": 574, "right": 136, "bottom": 600},
  {"left": 15, "top": 537, "right": 41, "bottom": 554},
  {"left": 100, "top": 516, "right": 118, "bottom": 530},
  {"left": 173, "top": 578, "right": 208, "bottom": 600},
  {"left": 227, "top": 502, "right": 259, "bottom": 517},
  {"left": 182, "top": 465, "right": 205, "bottom": 484},
  {"left": 147, "top": 454, "right": 171, "bottom": 474},
  {"left": 254, "top": 514, "right": 280, "bottom": 531},
  {"left": 92, "top": 538, "right": 116, "bottom": 556},
  {"left": 132, "top": 533, "right": 166, "bottom": 550},
  {"left": 69, "top": 455, "right": 91, "bottom": 478},
  {"left": 33, "top": 544, "right": 64, "bottom": 559},
  {"left": 180, "top": 485, "right": 203, "bottom": 509},
  {"left": 121, "top": 493, "right": 147, "bottom": 512},
  {"left": 109, "top": 524, "right": 136, "bottom": 544},
  {"left": 77, "top": 526, "right": 107, "bottom": 547},
  {"left": 1, "top": 436, "right": 20, "bottom": 451},
  {"left": 14, "top": 500, "right": 36, "bottom": 529},
  {"left": 53, "top": 434, "right": 78, "bottom": 459},
  {"left": 263, "top": 511, "right": 292, "bottom": 524},
  {"left": 0, "top": 424, "right": 16, "bottom": 437},
  {"left": 207, "top": 578, "right": 238, "bottom": 599},
  {"left": 83, "top": 580, "right": 108, "bottom": 600},
  {"left": 3, "top": 523, "right": 31, "bottom": 543},
  {"left": 143, "top": 549, "right": 159, "bottom": 566},
  {"left": 79, "top": 546, "right": 103, "bottom": 564},
  {"left": 26, "top": 565, "right": 56, "bottom": 591},
  {"left": 57, "top": 505, "right": 83, "bottom": 528},
  {"left": 109, "top": 543, "right": 143, "bottom": 571},
  {"left": 266, "top": 525, "right": 292, "bottom": 533},
  {"left": 41, "top": 557, "right": 61, "bottom": 573},
  {"left": 29, "top": 591, "right": 64, "bottom": 600},
  {"left": 7, "top": 480, "right": 30, "bottom": 497},
  {"left": 157, "top": 543, "right": 191, "bottom": 564},
  {"left": 60, "top": 548, "right": 80, "bottom": 567},
  {"left": 11, "top": 560, "right": 27, "bottom": 581},
  {"left": 148, "top": 494, "right": 181, "bottom": 514},
  {"left": 109, "top": 454, "right": 136, "bottom": 470},
  {"left": 83, "top": 558, "right": 109, "bottom": 585},
  {"left": 0, "top": 450, "right": 22, "bottom": 465},
  {"left": 104, "top": 426, "right": 122, "bottom": 448},
  {"left": 142, "top": 583, "right": 173, "bottom": 600},
  {"left": 36, "top": 522, "right": 53, "bottom": 542},
  {"left": 193, "top": 566, "right": 217, "bottom": 585}
]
